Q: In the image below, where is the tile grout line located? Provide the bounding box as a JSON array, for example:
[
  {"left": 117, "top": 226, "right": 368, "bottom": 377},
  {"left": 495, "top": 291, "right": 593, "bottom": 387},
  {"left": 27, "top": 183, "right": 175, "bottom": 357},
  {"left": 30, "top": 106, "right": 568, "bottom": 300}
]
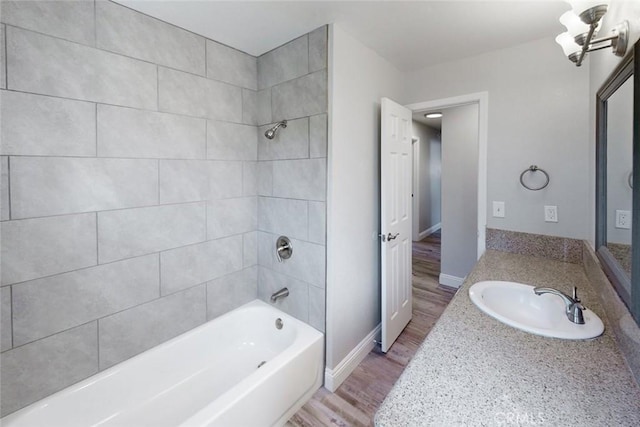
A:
[
  {"left": 95, "top": 212, "right": 99, "bottom": 264},
  {"left": 4, "top": 24, "right": 8, "bottom": 89},
  {"left": 7, "top": 156, "right": 11, "bottom": 220}
]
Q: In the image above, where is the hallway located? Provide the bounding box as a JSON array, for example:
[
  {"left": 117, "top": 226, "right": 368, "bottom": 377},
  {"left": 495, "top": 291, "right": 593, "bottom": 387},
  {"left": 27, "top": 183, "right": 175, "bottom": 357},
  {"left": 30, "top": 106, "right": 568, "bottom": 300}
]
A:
[{"left": 289, "top": 231, "right": 455, "bottom": 426}]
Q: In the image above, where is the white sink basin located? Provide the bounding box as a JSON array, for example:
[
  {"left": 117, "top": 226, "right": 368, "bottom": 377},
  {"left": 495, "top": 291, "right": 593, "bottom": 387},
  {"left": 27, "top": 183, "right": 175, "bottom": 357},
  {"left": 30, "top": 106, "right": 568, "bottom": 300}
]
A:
[{"left": 468, "top": 281, "right": 604, "bottom": 340}]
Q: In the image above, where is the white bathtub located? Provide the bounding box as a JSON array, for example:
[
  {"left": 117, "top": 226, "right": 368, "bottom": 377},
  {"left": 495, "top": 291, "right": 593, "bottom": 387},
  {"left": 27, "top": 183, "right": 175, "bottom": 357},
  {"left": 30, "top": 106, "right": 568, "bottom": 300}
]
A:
[{"left": 1, "top": 300, "right": 324, "bottom": 427}]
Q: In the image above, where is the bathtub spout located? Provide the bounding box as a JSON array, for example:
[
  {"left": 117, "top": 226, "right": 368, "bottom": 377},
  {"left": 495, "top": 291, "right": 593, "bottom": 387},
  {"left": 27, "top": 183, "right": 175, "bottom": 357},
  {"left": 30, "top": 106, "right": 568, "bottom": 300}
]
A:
[{"left": 270, "top": 287, "right": 289, "bottom": 302}]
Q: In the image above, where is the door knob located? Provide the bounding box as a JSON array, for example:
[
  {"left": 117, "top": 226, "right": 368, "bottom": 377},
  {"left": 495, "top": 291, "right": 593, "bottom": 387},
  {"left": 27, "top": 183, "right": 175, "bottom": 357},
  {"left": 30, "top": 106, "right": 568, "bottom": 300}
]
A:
[{"left": 387, "top": 233, "right": 399, "bottom": 241}]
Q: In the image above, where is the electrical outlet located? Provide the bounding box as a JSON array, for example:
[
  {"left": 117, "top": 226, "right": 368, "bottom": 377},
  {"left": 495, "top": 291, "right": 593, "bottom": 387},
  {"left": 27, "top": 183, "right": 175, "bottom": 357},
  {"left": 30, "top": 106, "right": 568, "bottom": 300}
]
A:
[
  {"left": 544, "top": 205, "right": 558, "bottom": 223},
  {"left": 615, "top": 210, "right": 631, "bottom": 229},
  {"left": 493, "top": 201, "right": 505, "bottom": 218}
]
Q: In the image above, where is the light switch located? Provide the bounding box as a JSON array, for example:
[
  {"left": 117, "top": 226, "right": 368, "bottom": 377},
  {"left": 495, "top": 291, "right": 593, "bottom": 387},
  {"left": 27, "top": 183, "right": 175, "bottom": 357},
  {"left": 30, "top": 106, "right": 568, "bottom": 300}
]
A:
[{"left": 493, "top": 201, "right": 505, "bottom": 218}]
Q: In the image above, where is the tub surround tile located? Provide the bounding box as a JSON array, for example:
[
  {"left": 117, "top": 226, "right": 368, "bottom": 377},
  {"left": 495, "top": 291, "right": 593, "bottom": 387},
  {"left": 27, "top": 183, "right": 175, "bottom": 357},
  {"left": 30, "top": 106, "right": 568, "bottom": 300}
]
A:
[
  {"left": 98, "top": 203, "right": 206, "bottom": 263},
  {"left": 271, "top": 70, "right": 327, "bottom": 120},
  {"left": 308, "top": 201, "right": 326, "bottom": 245},
  {"left": 1, "top": 214, "right": 97, "bottom": 286},
  {"left": 97, "top": 105, "right": 206, "bottom": 159},
  {"left": 258, "top": 36, "right": 308, "bottom": 90},
  {"left": 243, "top": 231, "right": 258, "bottom": 268},
  {"left": 159, "top": 160, "right": 244, "bottom": 204},
  {"left": 7, "top": 27, "right": 157, "bottom": 110},
  {"left": 98, "top": 286, "right": 206, "bottom": 370},
  {"left": 10, "top": 157, "right": 158, "bottom": 219},
  {"left": 486, "top": 228, "right": 583, "bottom": 264},
  {"left": 207, "top": 121, "right": 257, "bottom": 161},
  {"left": 206, "top": 197, "right": 257, "bottom": 240},
  {"left": 583, "top": 243, "right": 640, "bottom": 384},
  {"left": 206, "top": 267, "right": 258, "bottom": 320},
  {"left": 308, "top": 26, "right": 327, "bottom": 73},
  {"left": 258, "top": 197, "right": 308, "bottom": 241},
  {"left": 12, "top": 255, "right": 160, "bottom": 347},
  {"left": 257, "top": 89, "right": 272, "bottom": 126},
  {"left": 258, "top": 232, "right": 325, "bottom": 288},
  {"left": 0, "top": 322, "right": 98, "bottom": 418},
  {"left": 1, "top": 0, "right": 95, "bottom": 46},
  {"left": 1, "top": 91, "right": 96, "bottom": 157},
  {"left": 206, "top": 40, "right": 257, "bottom": 90},
  {"left": 0, "top": 25, "right": 6, "bottom": 89},
  {"left": 1, "top": 156, "right": 9, "bottom": 221},
  {"left": 272, "top": 158, "right": 326, "bottom": 201},
  {"left": 243, "top": 161, "right": 258, "bottom": 196},
  {"left": 209, "top": 161, "right": 245, "bottom": 201},
  {"left": 309, "top": 114, "right": 328, "bottom": 158},
  {"left": 1, "top": 287, "right": 11, "bottom": 351},
  {"left": 375, "top": 250, "right": 640, "bottom": 426},
  {"left": 242, "top": 89, "right": 258, "bottom": 125},
  {"left": 258, "top": 267, "right": 309, "bottom": 323},
  {"left": 160, "top": 236, "right": 243, "bottom": 296},
  {"left": 308, "top": 285, "right": 325, "bottom": 333},
  {"left": 158, "top": 67, "right": 242, "bottom": 122},
  {"left": 257, "top": 162, "right": 273, "bottom": 196},
  {"left": 96, "top": 0, "right": 205, "bottom": 76},
  {"left": 258, "top": 118, "right": 309, "bottom": 160}
]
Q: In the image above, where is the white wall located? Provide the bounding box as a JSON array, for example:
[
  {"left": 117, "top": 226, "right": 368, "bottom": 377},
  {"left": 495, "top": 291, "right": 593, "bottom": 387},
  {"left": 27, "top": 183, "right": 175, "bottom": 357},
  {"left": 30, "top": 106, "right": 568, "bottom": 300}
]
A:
[
  {"left": 412, "top": 121, "right": 441, "bottom": 235},
  {"left": 326, "top": 24, "right": 404, "bottom": 374},
  {"left": 404, "top": 37, "right": 591, "bottom": 240},
  {"left": 441, "top": 104, "right": 479, "bottom": 281}
]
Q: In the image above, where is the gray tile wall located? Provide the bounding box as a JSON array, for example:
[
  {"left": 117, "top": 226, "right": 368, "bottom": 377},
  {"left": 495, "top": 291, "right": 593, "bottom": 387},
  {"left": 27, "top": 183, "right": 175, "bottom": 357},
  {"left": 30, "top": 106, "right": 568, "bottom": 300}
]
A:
[
  {"left": 0, "top": 0, "right": 259, "bottom": 417},
  {"left": 256, "top": 26, "right": 328, "bottom": 334}
]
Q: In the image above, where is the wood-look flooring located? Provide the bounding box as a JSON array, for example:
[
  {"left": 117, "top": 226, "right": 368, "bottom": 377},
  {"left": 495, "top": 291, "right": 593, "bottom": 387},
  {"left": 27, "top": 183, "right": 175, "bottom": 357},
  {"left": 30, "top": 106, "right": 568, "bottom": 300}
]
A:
[{"left": 288, "top": 231, "right": 455, "bottom": 427}]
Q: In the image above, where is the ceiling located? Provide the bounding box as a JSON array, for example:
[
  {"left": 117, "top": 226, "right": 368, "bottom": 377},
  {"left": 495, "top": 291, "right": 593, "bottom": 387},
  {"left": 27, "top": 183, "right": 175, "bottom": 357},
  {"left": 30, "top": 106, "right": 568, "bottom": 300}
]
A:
[
  {"left": 412, "top": 111, "right": 442, "bottom": 130},
  {"left": 117, "top": 0, "right": 570, "bottom": 72}
]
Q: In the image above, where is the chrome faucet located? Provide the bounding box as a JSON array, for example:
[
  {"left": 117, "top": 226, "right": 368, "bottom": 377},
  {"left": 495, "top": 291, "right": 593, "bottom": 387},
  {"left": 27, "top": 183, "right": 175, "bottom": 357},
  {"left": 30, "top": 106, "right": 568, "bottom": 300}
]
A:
[
  {"left": 533, "top": 286, "right": 585, "bottom": 324},
  {"left": 270, "top": 287, "right": 289, "bottom": 302}
]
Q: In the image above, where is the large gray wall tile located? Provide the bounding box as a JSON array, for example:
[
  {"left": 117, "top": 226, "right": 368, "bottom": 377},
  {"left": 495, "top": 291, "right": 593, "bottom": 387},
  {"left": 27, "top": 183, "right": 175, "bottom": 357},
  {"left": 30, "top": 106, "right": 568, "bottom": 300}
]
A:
[
  {"left": 12, "top": 255, "right": 160, "bottom": 346},
  {"left": 98, "top": 285, "right": 205, "bottom": 370},
  {"left": 258, "top": 197, "right": 308, "bottom": 240},
  {"left": 258, "top": 232, "right": 325, "bottom": 288},
  {"left": 1, "top": 91, "right": 96, "bottom": 156},
  {"left": 1, "top": 0, "right": 95, "bottom": 46},
  {"left": 158, "top": 67, "right": 242, "bottom": 122},
  {"left": 258, "top": 267, "right": 308, "bottom": 322},
  {"left": 272, "top": 70, "right": 327, "bottom": 120},
  {"left": 308, "top": 285, "right": 325, "bottom": 332},
  {"left": 206, "top": 267, "right": 257, "bottom": 320},
  {"left": 160, "top": 236, "right": 243, "bottom": 295},
  {"left": 207, "top": 197, "right": 256, "bottom": 240},
  {"left": 0, "top": 323, "right": 98, "bottom": 417},
  {"left": 242, "top": 89, "right": 257, "bottom": 125},
  {"left": 243, "top": 161, "right": 258, "bottom": 196},
  {"left": 1, "top": 213, "right": 97, "bottom": 285},
  {"left": 97, "top": 105, "right": 206, "bottom": 159},
  {"left": 272, "top": 158, "right": 326, "bottom": 201},
  {"left": 96, "top": 0, "right": 205, "bottom": 75},
  {"left": 10, "top": 157, "right": 158, "bottom": 219},
  {"left": 7, "top": 27, "right": 157, "bottom": 110},
  {"left": 258, "top": 162, "right": 273, "bottom": 196},
  {"left": 308, "top": 26, "right": 327, "bottom": 73},
  {"left": 257, "top": 89, "right": 272, "bottom": 125},
  {"left": 258, "top": 118, "right": 309, "bottom": 160},
  {"left": 308, "top": 201, "right": 326, "bottom": 244},
  {"left": 258, "top": 36, "right": 308, "bottom": 90},
  {"left": 1, "top": 287, "right": 11, "bottom": 351},
  {"left": 207, "top": 121, "right": 257, "bottom": 161},
  {"left": 98, "top": 203, "right": 206, "bottom": 263},
  {"left": 159, "top": 160, "right": 243, "bottom": 204},
  {"left": 206, "top": 40, "right": 257, "bottom": 90},
  {"left": 1, "top": 156, "right": 9, "bottom": 221},
  {"left": 243, "top": 231, "right": 258, "bottom": 268},
  {"left": 310, "top": 114, "right": 327, "bottom": 158},
  {"left": 1, "top": 25, "right": 6, "bottom": 89}
]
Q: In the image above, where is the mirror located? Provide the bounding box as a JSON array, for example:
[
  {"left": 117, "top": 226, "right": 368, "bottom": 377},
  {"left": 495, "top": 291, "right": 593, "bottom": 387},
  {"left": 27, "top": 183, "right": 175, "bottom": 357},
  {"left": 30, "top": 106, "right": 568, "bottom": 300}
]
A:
[{"left": 596, "top": 38, "right": 640, "bottom": 326}]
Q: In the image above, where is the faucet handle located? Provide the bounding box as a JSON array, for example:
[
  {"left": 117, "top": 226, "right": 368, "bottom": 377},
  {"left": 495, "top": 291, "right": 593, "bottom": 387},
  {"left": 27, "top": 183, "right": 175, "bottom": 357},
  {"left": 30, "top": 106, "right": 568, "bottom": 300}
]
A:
[{"left": 572, "top": 286, "right": 581, "bottom": 303}]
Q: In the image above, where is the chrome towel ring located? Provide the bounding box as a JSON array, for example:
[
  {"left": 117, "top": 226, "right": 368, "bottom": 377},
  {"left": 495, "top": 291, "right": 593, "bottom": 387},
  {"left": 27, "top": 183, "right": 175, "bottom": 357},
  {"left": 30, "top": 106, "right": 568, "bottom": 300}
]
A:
[{"left": 520, "top": 165, "right": 550, "bottom": 191}]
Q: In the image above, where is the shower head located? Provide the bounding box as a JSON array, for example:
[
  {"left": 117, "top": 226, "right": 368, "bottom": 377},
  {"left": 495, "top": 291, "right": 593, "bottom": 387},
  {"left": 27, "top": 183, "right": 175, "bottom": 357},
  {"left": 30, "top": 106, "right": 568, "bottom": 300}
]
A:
[{"left": 264, "top": 120, "right": 287, "bottom": 140}]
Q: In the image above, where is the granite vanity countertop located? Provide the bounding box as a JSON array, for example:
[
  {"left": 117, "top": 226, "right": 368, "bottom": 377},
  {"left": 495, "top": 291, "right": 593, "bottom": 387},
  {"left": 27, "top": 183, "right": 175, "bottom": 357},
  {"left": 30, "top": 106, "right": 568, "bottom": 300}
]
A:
[{"left": 375, "top": 250, "right": 640, "bottom": 427}]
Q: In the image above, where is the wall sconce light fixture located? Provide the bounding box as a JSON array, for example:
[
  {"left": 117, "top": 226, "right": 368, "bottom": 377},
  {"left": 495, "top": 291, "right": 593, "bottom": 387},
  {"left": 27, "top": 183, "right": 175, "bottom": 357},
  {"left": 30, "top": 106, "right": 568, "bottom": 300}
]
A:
[{"left": 555, "top": 0, "right": 629, "bottom": 66}]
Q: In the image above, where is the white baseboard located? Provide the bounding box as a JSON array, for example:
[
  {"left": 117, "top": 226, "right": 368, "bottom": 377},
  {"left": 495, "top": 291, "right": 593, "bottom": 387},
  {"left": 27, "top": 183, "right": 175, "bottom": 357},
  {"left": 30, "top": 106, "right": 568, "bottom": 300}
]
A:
[
  {"left": 324, "top": 324, "right": 381, "bottom": 392},
  {"left": 439, "top": 273, "right": 465, "bottom": 289},
  {"left": 418, "top": 223, "right": 441, "bottom": 240}
]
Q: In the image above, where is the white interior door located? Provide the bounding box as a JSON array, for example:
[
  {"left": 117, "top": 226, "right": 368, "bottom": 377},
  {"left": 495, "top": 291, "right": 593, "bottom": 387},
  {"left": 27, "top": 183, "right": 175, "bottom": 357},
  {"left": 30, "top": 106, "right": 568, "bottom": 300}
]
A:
[{"left": 381, "top": 97, "right": 413, "bottom": 353}]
